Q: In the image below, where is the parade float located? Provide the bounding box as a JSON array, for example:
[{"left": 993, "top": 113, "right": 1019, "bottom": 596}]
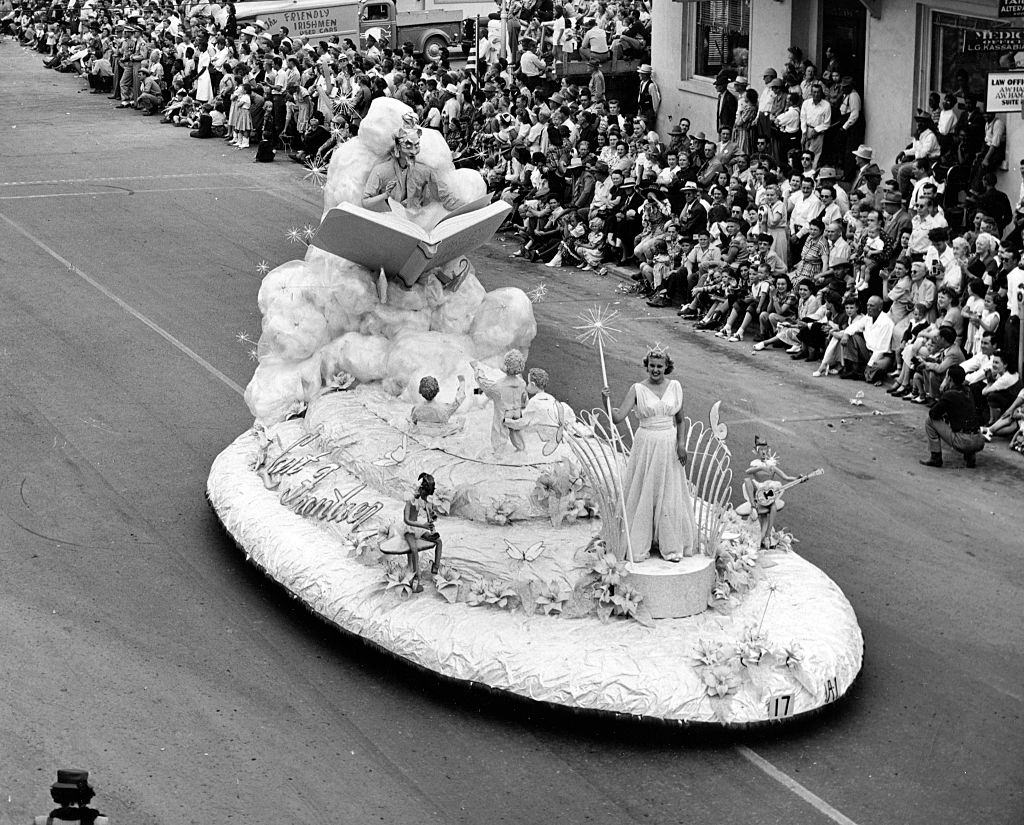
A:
[{"left": 207, "top": 98, "right": 863, "bottom": 726}]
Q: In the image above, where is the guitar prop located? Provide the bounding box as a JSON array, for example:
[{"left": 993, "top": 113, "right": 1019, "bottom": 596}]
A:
[{"left": 753, "top": 468, "right": 824, "bottom": 508}]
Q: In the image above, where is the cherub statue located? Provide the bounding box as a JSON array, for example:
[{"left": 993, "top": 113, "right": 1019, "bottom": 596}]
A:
[
  {"left": 471, "top": 350, "right": 529, "bottom": 454},
  {"left": 505, "top": 367, "right": 576, "bottom": 447},
  {"left": 410, "top": 374, "right": 467, "bottom": 437},
  {"left": 739, "top": 435, "right": 799, "bottom": 550},
  {"left": 361, "top": 112, "right": 459, "bottom": 213}
]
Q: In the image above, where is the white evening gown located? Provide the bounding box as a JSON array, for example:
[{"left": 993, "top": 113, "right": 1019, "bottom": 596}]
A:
[{"left": 621, "top": 380, "right": 697, "bottom": 560}]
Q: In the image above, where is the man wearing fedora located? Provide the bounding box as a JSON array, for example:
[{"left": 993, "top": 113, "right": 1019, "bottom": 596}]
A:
[
  {"left": 836, "top": 75, "right": 863, "bottom": 178},
  {"left": 677, "top": 180, "right": 708, "bottom": 237},
  {"left": 850, "top": 144, "right": 875, "bottom": 191},
  {"left": 667, "top": 119, "right": 689, "bottom": 155},
  {"left": 882, "top": 191, "right": 912, "bottom": 244},
  {"left": 714, "top": 70, "right": 736, "bottom": 133},
  {"left": 756, "top": 70, "right": 786, "bottom": 143},
  {"left": 637, "top": 63, "right": 659, "bottom": 131}
]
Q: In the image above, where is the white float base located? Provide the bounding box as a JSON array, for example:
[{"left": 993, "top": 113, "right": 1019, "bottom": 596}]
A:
[{"left": 207, "top": 430, "right": 864, "bottom": 726}]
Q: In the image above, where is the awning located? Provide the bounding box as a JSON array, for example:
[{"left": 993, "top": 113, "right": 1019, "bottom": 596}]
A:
[{"left": 857, "top": 0, "right": 881, "bottom": 19}]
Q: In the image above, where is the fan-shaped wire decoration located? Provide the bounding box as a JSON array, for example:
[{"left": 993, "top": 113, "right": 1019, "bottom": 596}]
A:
[{"left": 563, "top": 405, "right": 733, "bottom": 559}]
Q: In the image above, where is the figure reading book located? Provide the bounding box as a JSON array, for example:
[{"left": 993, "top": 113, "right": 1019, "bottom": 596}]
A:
[
  {"left": 471, "top": 351, "right": 529, "bottom": 454},
  {"left": 362, "top": 113, "right": 460, "bottom": 213}
]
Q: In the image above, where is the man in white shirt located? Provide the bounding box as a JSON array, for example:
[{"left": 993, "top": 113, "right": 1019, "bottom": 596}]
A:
[
  {"left": 908, "top": 197, "right": 947, "bottom": 254},
  {"left": 923, "top": 227, "right": 962, "bottom": 292},
  {"left": 819, "top": 221, "right": 851, "bottom": 279},
  {"left": 1004, "top": 261, "right": 1024, "bottom": 371},
  {"left": 893, "top": 115, "right": 940, "bottom": 199},
  {"left": 579, "top": 18, "right": 610, "bottom": 63},
  {"left": 841, "top": 295, "right": 895, "bottom": 382},
  {"left": 981, "top": 110, "right": 1006, "bottom": 174},
  {"left": 799, "top": 82, "right": 831, "bottom": 166},
  {"left": 518, "top": 37, "right": 546, "bottom": 89},
  {"left": 789, "top": 176, "right": 823, "bottom": 238}
]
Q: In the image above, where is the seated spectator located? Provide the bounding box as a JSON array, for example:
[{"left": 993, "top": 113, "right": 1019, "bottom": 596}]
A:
[
  {"left": 754, "top": 274, "right": 797, "bottom": 345},
  {"left": 837, "top": 294, "right": 895, "bottom": 382},
  {"left": 906, "top": 324, "right": 966, "bottom": 404}
]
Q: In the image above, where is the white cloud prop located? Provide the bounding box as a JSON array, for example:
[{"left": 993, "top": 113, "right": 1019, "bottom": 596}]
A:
[{"left": 245, "top": 98, "right": 535, "bottom": 425}]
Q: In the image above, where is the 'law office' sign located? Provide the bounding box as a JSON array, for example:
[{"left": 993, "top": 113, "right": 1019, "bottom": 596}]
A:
[{"left": 986, "top": 72, "right": 1024, "bottom": 112}]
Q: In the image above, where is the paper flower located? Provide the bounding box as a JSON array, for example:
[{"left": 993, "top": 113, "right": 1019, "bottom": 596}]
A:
[
  {"left": 383, "top": 564, "right": 416, "bottom": 599},
  {"left": 610, "top": 584, "right": 643, "bottom": 618},
  {"left": 466, "top": 579, "right": 490, "bottom": 607},
  {"left": 592, "top": 552, "right": 627, "bottom": 587},
  {"left": 702, "top": 664, "right": 742, "bottom": 698},
  {"left": 738, "top": 625, "right": 773, "bottom": 667},
  {"left": 534, "top": 581, "right": 570, "bottom": 615},
  {"left": 433, "top": 565, "right": 462, "bottom": 604},
  {"left": 483, "top": 579, "right": 519, "bottom": 609},
  {"left": 691, "top": 638, "right": 727, "bottom": 668}
]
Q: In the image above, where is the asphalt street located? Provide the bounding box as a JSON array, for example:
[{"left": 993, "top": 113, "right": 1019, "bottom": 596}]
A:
[{"left": 0, "top": 43, "right": 1021, "bottom": 825}]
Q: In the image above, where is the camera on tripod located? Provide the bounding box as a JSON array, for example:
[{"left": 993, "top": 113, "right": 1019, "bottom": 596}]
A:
[{"left": 33, "top": 769, "right": 109, "bottom": 825}]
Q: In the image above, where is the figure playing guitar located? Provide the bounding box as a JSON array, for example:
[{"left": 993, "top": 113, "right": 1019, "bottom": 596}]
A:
[{"left": 741, "top": 436, "right": 823, "bottom": 549}]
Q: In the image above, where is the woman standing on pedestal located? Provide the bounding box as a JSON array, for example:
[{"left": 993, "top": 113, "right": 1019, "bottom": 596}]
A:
[{"left": 602, "top": 346, "right": 697, "bottom": 561}]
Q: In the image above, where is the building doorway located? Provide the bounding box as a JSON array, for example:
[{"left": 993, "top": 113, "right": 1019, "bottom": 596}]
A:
[{"left": 821, "top": 0, "right": 866, "bottom": 87}]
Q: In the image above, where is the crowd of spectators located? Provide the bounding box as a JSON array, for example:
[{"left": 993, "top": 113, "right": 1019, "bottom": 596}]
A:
[{"left": 5, "top": 0, "right": 1022, "bottom": 461}]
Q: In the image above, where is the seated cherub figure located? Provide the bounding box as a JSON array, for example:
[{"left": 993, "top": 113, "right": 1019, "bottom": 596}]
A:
[
  {"left": 410, "top": 374, "right": 466, "bottom": 437},
  {"left": 505, "top": 367, "right": 577, "bottom": 446}
]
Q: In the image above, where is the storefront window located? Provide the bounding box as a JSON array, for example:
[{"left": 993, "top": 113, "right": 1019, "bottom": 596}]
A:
[
  {"left": 930, "top": 11, "right": 1023, "bottom": 99},
  {"left": 694, "top": 0, "right": 750, "bottom": 78}
]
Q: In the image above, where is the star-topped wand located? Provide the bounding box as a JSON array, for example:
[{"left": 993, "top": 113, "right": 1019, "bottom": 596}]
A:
[{"left": 574, "top": 305, "right": 635, "bottom": 563}]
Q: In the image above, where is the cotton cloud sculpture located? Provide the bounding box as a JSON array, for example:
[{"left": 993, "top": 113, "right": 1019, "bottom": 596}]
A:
[{"left": 244, "top": 98, "right": 536, "bottom": 425}]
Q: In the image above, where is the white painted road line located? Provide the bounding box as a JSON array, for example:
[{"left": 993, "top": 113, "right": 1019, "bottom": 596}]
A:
[
  {"left": 0, "top": 185, "right": 269, "bottom": 201},
  {"left": 736, "top": 746, "right": 862, "bottom": 825},
  {"left": 0, "top": 211, "right": 246, "bottom": 398},
  {"left": 0, "top": 172, "right": 244, "bottom": 187}
]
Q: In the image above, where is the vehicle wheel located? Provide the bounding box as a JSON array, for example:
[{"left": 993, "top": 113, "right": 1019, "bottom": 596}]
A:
[{"left": 422, "top": 35, "right": 446, "bottom": 60}]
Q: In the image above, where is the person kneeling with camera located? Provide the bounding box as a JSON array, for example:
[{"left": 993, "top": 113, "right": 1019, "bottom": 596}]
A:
[{"left": 919, "top": 365, "right": 985, "bottom": 469}]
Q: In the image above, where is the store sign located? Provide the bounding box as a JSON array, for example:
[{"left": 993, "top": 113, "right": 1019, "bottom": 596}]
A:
[
  {"left": 964, "top": 29, "right": 1024, "bottom": 52},
  {"left": 986, "top": 72, "right": 1024, "bottom": 112},
  {"left": 999, "top": 0, "right": 1024, "bottom": 18}
]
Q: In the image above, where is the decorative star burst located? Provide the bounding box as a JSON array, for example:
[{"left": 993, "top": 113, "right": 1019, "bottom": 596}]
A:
[
  {"left": 286, "top": 227, "right": 306, "bottom": 245},
  {"left": 256, "top": 260, "right": 271, "bottom": 276},
  {"left": 526, "top": 283, "right": 548, "bottom": 303},
  {"left": 302, "top": 224, "right": 317, "bottom": 241},
  {"left": 303, "top": 160, "right": 328, "bottom": 191},
  {"left": 249, "top": 347, "right": 260, "bottom": 362},
  {"left": 236, "top": 331, "right": 254, "bottom": 345},
  {"left": 573, "top": 304, "right": 622, "bottom": 347}
]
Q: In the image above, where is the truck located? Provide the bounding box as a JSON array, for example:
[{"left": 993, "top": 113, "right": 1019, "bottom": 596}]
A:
[{"left": 233, "top": 0, "right": 466, "bottom": 59}]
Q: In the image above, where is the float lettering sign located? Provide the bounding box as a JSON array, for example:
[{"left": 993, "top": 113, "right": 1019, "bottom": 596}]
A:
[{"left": 987, "top": 72, "right": 1024, "bottom": 112}]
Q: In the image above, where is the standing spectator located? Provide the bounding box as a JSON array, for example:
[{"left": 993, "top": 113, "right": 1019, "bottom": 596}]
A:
[
  {"left": 636, "top": 63, "right": 659, "bottom": 131},
  {"left": 836, "top": 76, "right": 864, "bottom": 179},
  {"left": 799, "top": 81, "right": 830, "bottom": 166},
  {"left": 714, "top": 70, "right": 737, "bottom": 133}
]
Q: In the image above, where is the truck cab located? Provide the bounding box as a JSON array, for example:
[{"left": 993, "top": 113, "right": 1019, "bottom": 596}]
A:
[{"left": 234, "top": 0, "right": 462, "bottom": 58}]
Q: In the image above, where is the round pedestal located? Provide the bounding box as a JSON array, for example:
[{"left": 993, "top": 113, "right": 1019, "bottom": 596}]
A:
[{"left": 624, "top": 556, "right": 715, "bottom": 619}]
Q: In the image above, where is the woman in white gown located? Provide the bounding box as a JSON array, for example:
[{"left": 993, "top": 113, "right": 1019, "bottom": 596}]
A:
[{"left": 603, "top": 346, "right": 698, "bottom": 561}]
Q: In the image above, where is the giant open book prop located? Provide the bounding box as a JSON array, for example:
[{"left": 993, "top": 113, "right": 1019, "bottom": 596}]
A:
[{"left": 310, "top": 198, "right": 512, "bottom": 285}]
